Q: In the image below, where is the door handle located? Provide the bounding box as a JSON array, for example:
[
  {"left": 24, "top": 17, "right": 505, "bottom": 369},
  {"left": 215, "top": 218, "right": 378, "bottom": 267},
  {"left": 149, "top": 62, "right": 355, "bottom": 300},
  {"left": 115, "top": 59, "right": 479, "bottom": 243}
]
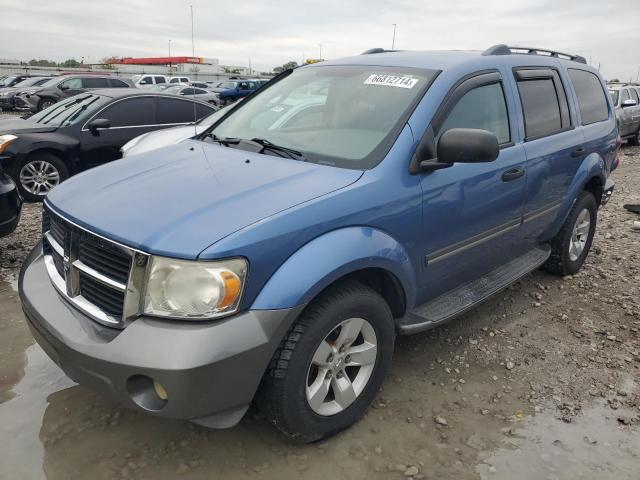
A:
[
  {"left": 571, "top": 146, "right": 586, "bottom": 158},
  {"left": 502, "top": 167, "right": 525, "bottom": 182}
]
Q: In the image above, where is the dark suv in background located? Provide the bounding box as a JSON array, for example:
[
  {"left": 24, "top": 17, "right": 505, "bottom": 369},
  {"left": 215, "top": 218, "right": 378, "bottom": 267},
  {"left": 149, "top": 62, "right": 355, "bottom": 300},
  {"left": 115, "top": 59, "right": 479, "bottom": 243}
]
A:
[
  {"left": 0, "top": 77, "right": 53, "bottom": 111},
  {"left": 16, "top": 75, "right": 132, "bottom": 112}
]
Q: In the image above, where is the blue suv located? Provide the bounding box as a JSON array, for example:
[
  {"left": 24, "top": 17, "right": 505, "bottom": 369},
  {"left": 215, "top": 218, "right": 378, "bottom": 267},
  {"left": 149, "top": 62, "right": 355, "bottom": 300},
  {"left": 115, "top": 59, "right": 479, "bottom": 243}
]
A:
[{"left": 19, "top": 45, "right": 617, "bottom": 442}]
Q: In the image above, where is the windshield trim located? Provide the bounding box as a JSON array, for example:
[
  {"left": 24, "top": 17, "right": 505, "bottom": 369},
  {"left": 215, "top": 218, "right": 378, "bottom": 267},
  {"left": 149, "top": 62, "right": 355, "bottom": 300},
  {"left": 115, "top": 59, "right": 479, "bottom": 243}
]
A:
[{"left": 197, "top": 65, "right": 440, "bottom": 170}]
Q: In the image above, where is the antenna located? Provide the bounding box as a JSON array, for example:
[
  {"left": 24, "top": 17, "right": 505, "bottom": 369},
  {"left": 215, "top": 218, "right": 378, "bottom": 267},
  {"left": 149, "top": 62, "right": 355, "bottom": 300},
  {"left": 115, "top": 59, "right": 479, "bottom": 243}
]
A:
[{"left": 190, "top": 3, "right": 197, "bottom": 136}]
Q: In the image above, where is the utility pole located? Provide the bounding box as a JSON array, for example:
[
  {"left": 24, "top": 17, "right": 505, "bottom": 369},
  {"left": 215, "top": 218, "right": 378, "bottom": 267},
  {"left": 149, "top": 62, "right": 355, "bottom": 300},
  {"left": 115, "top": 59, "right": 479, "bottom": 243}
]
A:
[
  {"left": 392, "top": 24, "right": 397, "bottom": 50},
  {"left": 319, "top": 44, "right": 323, "bottom": 60},
  {"left": 168, "top": 39, "right": 172, "bottom": 72},
  {"left": 190, "top": 4, "right": 195, "bottom": 57}
]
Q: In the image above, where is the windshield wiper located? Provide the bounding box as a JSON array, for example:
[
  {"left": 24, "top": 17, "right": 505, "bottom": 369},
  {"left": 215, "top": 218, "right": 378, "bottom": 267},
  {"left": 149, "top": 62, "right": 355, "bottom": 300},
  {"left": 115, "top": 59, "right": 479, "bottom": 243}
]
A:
[
  {"left": 41, "top": 95, "right": 92, "bottom": 125},
  {"left": 60, "top": 97, "right": 100, "bottom": 126},
  {"left": 201, "top": 132, "right": 241, "bottom": 146},
  {"left": 249, "top": 138, "right": 308, "bottom": 161}
]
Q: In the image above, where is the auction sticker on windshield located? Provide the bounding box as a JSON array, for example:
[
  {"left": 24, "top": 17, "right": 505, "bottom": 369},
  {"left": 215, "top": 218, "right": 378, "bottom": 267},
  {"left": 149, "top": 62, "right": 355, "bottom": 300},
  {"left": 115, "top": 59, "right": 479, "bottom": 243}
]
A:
[{"left": 364, "top": 74, "right": 419, "bottom": 89}]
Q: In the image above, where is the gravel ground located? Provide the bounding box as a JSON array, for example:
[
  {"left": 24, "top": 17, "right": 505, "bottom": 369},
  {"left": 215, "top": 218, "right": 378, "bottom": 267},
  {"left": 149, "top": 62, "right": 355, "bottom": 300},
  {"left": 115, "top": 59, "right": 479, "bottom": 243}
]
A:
[{"left": 0, "top": 148, "right": 639, "bottom": 480}]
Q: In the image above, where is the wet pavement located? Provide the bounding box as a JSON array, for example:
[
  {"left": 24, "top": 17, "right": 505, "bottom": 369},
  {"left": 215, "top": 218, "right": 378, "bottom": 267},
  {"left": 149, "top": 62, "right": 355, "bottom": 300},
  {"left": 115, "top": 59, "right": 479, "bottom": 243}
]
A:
[{"left": 1, "top": 153, "right": 639, "bottom": 479}]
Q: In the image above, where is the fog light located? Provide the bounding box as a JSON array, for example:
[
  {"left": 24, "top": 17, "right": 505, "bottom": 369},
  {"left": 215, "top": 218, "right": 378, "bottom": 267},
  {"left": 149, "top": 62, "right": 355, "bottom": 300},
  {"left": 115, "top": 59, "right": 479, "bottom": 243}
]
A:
[{"left": 154, "top": 380, "right": 168, "bottom": 401}]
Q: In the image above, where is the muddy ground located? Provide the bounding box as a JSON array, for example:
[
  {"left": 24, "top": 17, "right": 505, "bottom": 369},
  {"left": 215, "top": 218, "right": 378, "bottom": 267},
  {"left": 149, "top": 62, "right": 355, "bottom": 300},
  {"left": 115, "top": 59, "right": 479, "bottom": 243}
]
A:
[{"left": 0, "top": 149, "right": 639, "bottom": 480}]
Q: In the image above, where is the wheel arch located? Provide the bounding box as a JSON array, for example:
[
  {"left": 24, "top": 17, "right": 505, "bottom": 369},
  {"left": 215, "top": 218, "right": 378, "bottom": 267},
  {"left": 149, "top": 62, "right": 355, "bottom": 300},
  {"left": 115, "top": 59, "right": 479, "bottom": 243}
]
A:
[{"left": 250, "top": 226, "right": 416, "bottom": 318}]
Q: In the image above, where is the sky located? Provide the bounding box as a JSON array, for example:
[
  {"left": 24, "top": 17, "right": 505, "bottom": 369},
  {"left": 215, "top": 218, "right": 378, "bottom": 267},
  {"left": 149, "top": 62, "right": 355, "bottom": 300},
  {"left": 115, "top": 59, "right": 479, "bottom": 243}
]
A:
[{"left": 1, "top": 0, "right": 639, "bottom": 80}]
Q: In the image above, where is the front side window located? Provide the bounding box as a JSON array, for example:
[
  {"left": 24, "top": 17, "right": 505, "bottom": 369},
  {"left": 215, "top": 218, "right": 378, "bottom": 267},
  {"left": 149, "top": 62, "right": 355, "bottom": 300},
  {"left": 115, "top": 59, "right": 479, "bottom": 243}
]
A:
[
  {"left": 60, "top": 78, "right": 83, "bottom": 89},
  {"left": 99, "top": 97, "right": 155, "bottom": 127},
  {"left": 568, "top": 69, "right": 609, "bottom": 125},
  {"left": 439, "top": 82, "right": 510, "bottom": 144},
  {"left": 208, "top": 66, "right": 437, "bottom": 169},
  {"left": 517, "top": 78, "right": 563, "bottom": 139},
  {"left": 139, "top": 76, "right": 153, "bottom": 85}
]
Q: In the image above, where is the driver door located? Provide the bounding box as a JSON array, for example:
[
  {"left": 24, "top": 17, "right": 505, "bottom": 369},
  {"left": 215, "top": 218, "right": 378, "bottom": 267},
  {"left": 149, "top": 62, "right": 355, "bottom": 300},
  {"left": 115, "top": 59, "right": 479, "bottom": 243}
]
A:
[{"left": 416, "top": 72, "right": 527, "bottom": 303}]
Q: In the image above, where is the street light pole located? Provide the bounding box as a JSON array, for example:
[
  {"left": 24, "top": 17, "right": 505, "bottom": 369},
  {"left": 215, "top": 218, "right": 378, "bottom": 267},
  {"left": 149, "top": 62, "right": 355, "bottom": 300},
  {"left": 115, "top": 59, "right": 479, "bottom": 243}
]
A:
[
  {"left": 168, "top": 39, "right": 172, "bottom": 72},
  {"left": 392, "top": 24, "right": 397, "bottom": 50}
]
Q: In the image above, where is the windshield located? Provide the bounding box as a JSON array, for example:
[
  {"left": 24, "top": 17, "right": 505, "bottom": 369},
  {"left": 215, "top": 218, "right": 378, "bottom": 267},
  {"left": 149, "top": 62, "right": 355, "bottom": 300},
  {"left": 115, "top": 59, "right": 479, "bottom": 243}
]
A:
[
  {"left": 207, "top": 66, "right": 436, "bottom": 169},
  {"left": 29, "top": 94, "right": 105, "bottom": 127},
  {"left": 609, "top": 90, "right": 619, "bottom": 106},
  {"left": 0, "top": 76, "right": 19, "bottom": 87},
  {"left": 13, "top": 77, "right": 46, "bottom": 88}
]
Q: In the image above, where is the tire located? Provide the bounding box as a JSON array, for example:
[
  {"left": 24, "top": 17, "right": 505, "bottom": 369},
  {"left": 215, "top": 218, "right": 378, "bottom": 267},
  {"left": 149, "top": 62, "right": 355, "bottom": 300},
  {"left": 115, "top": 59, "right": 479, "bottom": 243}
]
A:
[
  {"left": 14, "top": 152, "right": 69, "bottom": 202},
  {"left": 628, "top": 128, "right": 640, "bottom": 146},
  {"left": 37, "top": 98, "right": 56, "bottom": 111},
  {"left": 256, "top": 280, "right": 395, "bottom": 443},
  {"left": 223, "top": 97, "right": 236, "bottom": 106},
  {"left": 543, "top": 191, "right": 597, "bottom": 276}
]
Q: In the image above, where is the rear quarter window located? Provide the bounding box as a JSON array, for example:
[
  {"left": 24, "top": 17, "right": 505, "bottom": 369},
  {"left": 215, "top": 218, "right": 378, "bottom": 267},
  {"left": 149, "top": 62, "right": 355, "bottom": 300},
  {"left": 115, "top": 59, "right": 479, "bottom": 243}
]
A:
[{"left": 568, "top": 69, "right": 610, "bottom": 125}]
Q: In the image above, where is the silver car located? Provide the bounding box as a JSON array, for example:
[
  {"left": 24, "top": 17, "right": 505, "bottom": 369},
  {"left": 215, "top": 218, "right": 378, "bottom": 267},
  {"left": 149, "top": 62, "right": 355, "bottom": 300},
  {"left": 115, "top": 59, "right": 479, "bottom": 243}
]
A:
[
  {"left": 608, "top": 83, "right": 640, "bottom": 145},
  {"left": 162, "top": 85, "right": 221, "bottom": 107}
]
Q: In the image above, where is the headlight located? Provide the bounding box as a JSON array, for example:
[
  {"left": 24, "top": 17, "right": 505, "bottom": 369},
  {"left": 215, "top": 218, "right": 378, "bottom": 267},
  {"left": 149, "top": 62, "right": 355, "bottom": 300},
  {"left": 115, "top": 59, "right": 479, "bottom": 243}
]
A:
[
  {"left": 0, "top": 134, "right": 17, "bottom": 154},
  {"left": 143, "top": 257, "right": 247, "bottom": 319}
]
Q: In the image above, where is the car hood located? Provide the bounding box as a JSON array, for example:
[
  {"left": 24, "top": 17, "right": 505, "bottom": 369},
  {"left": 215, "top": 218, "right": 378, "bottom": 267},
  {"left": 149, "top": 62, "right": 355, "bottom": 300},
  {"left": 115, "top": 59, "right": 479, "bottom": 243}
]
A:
[
  {"left": 0, "top": 118, "right": 57, "bottom": 134},
  {"left": 46, "top": 140, "right": 363, "bottom": 258},
  {"left": 123, "top": 125, "right": 203, "bottom": 157}
]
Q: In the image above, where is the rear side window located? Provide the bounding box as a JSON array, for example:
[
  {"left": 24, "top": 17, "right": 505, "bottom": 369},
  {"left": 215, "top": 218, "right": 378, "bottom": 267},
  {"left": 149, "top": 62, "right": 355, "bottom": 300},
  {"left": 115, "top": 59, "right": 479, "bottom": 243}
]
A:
[
  {"left": 99, "top": 97, "right": 155, "bottom": 127},
  {"left": 108, "top": 78, "right": 129, "bottom": 88},
  {"left": 630, "top": 88, "right": 639, "bottom": 103},
  {"left": 568, "top": 69, "right": 610, "bottom": 125},
  {"left": 181, "top": 88, "right": 196, "bottom": 96},
  {"left": 515, "top": 70, "right": 571, "bottom": 140},
  {"left": 82, "top": 78, "right": 110, "bottom": 88},
  {"left": 156, "top": 97, "right": 201, "bottom": 124},
  {"left": 439, "top": 82, "right": 510, "bottom": 144},
  {"left": 154, "top": 76, "right": 166, "bottom": 84}
]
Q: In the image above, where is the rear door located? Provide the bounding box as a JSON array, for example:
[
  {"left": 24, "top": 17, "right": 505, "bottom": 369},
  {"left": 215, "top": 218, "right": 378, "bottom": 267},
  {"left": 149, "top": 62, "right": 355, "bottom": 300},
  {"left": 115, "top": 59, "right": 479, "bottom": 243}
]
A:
[
  {"left": 417, "top": 71, "right": 528, "bottom": 301},
  {"left": 515, "top": 67, "right": 583, "bottom": 244},
  {"left": 79, "top": 96, "right": 156, "bottom": 166}
]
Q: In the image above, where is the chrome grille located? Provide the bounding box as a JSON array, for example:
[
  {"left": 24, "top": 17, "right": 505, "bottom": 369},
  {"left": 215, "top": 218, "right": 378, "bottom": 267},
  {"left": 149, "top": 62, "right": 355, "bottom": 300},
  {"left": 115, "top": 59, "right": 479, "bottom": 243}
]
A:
[{"left": 41, "top": 205, "right": 148, "bottom": 328}]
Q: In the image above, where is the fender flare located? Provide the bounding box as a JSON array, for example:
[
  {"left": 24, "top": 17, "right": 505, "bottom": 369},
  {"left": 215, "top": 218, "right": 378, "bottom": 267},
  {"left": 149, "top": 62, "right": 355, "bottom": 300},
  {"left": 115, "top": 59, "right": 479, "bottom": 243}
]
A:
[
  {"left": 548, "top": 152, "right": 606, "bottom": 237},
  {"left": 251, "top": 226, "right": 417, "bottom": 311}
]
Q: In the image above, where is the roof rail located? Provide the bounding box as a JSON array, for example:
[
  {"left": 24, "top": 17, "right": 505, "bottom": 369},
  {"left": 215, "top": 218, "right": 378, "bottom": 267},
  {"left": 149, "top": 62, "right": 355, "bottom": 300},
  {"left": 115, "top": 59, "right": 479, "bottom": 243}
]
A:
[
  {"left": 483, "top": 44, "right": 587, "bottom": 65},
  {"left": 361, "top": 48, "right": 401, "bottom": 55}
]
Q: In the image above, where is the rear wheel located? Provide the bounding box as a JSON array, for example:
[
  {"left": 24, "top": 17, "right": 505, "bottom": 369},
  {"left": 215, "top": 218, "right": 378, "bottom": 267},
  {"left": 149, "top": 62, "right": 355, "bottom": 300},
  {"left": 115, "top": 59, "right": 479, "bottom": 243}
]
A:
[
  {"left": 257, "top": 281, "right": 395, "bottom": 442},
  {"left": 628, "top": 128, "right": 640, "bottom": 146},
  {"left": 543, "top": 191, "right": 597, "bottom": 276},
  {"left": 37, "top": 98, "right": 56, "bottom": 111},
  {"left": 223, "top": 97, "right": 236, "bottom": 106},
  {"left": 15, "top": 152, "right": 69, "bottom": 202}
]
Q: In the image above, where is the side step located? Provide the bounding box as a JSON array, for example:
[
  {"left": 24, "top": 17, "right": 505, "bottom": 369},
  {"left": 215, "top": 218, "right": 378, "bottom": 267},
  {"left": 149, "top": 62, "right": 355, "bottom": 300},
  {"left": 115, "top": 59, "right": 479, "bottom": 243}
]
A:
[{"left": 398, "top": 246, "right": 551, "bottom": 334}]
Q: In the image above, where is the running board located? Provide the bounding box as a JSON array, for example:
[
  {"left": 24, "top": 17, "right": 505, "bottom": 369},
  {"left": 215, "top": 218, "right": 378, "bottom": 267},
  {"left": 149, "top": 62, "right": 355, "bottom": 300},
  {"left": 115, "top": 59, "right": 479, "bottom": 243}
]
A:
[{"left": 398, "top": 246, "right": 551, "bottom": 334}]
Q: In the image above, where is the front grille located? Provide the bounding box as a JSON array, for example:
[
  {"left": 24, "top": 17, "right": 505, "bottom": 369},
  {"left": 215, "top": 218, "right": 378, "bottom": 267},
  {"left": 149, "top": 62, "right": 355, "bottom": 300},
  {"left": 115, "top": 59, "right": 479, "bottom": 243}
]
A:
[
  {"left": 79, "top": 272, "right": 125, "bottom": 317},
  {"left": 41, "top": 204, "right": 146, "bottom": 328},
  {"left": 79, "top": 237, "right": 131, "bottom": 285}
]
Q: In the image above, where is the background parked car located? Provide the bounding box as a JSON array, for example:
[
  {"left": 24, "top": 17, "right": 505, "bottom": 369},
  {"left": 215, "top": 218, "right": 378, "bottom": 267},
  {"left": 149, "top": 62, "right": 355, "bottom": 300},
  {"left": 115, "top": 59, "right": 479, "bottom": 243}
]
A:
[
  {"left": 0, "top": 77, "right": 53, "bottom": 111},
  {"left": 608, "top": 82, "right": 640, "bottom": 144},
  {"left": 132, "top": 74, "right": 169, "bottom": 88},
  {"left": 212, "top": 79, "right": 263, "bottom": 105},
  {"left": 168, "top": 76, "right": 190, "bottom": 84},
  {"left": 0, "top": 90, "right": 216, "bottom": 201},
  {"left": 0, "top": 158, "right": 22, "bottom": 237},
  {"left": 0, "top": 74, "right": 38, "bottom": 89},
  {"left": 16, "top": 75, "right": 132, "bottom": 112},
  {"left": 162, "top": 85, "right": 222, "bottom": 106}
]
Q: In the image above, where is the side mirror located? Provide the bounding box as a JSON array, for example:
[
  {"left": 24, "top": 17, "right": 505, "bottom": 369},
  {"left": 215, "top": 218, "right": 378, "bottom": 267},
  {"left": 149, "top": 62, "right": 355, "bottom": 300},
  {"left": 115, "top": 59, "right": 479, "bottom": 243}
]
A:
[
  {"left": 622, "top": 98, "right": 637, "bottom": 108},
  {"left": 419, "top": 128, "right": 499, "bottom": 172},
  {"left": 87, "top": 118, "right": 111, "bottom": 135}
]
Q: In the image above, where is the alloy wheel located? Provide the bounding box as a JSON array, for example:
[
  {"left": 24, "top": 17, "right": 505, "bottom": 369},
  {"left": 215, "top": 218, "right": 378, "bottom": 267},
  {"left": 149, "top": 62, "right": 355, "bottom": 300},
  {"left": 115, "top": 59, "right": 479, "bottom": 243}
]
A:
[
  {"left": 19, "top": 160, "right": 61, "bottom": 196},
  {"left": 306, "top": 317, "right": 377, "bottom": 416},
  {"left": 569, "top": 208, "right": 591, "bottom": 261}
]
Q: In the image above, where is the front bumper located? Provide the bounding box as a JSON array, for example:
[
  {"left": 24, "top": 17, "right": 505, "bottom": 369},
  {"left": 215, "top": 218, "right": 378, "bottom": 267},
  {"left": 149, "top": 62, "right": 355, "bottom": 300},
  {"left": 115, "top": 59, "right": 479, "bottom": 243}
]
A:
[
  {"left": 19, "top": 245, "right": 302, "bottom": 427},
  {"left": 14, "top": 94, "right": 37, "bottom": 111},
  {"left": 0, "top": 96, "right": 15, "bottom": 110},
  {"left": 0, "top": 172, "right": 22, "bottom": 236}
]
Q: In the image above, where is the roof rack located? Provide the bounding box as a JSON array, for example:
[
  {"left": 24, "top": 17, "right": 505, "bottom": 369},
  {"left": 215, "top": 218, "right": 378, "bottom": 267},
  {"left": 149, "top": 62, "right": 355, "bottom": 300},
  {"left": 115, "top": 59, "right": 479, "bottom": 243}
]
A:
[
  {"left": 361, "top": 48, "right": 402, "bottom": 55},
  {"left": 483, "top": 44, "right": 587, "bottom": 64}
]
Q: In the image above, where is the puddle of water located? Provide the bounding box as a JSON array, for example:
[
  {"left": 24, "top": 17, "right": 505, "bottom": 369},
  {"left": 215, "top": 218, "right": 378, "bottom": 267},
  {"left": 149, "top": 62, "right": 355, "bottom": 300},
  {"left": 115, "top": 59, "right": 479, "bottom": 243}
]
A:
[
  {"left": 477, "top": 402, "right": 640, "bottom": 480},
  {"left": 0, "top": 344, "right": 74, "bottom": 480}
]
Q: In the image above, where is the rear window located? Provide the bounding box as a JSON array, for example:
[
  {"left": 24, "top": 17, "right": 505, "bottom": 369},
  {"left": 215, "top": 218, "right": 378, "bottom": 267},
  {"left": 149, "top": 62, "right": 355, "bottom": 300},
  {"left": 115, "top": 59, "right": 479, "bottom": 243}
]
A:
[{"left": 568, "top": 69, "right": 609, "bottom": 125}]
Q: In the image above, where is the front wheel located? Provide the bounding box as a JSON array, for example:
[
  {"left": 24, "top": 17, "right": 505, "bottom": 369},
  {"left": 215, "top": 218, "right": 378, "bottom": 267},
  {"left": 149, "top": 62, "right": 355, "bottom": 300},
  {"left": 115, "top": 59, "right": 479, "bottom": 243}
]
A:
[
  {"left": 37, "top": 98, "right": 56, "bottom": 111},
  {"left": 15, "top": 153, "right": 69, "bottom": 202},
  {"left": 543, "top": 191, "right": 597, "bottom": 276},
  {"left": 257, "top": 281, "right": 395, "bottom": 442}
]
